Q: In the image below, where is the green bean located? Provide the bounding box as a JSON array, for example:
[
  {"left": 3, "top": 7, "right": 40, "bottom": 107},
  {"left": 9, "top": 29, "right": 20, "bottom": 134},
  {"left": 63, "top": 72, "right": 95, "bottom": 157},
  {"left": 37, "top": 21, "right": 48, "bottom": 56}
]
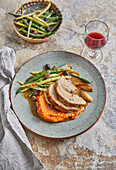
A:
[
  {"left": 40, "top": 11, "right": 51, "bottom": 19},
  {"left": 36, "top": 77, "right": 45, "bottom": 82},
  {"left": 22, "top": 19, "right": 39, "bottom": 32},
  {"left": 16, "top": 87, "right": 24, "bottom": 95},
  {"left": 21, "top": 6, "right": 23, "bottom": 15},
  {"left": 40, "top": 11, "right": 55, "bottom": 20},
  {"left": 16, "top": 68, "right": 65, "bottom": 95},
  {"left": 46, "top": 10, "right": 53, "bottom": 18},
  {"left": 8, "top": 12, "right": 22, "bottom": 17},
  {"left": 38, "top": 84, "right": 50, "bottom": 87},
  {"left": 34, "top": 87, "right": 47, "bottom": 92},
  {"left": 33, "top": 15, "right": 49, "bottom": 26},
  {"left": 16, "top": 77, "right": 37, "bottom": 95},
  {"left": 22, "top": 19, "right": 29, "bottom": 27},
  {"left": 27, "top": 69, "right": 66, "bottom": 84},
  {"left": 27, "top": 20, "right": 32, "bottom": 37},
  {"left": 71, "top": 74, "right": 91, "bottom": 84},
  {"left": 26, "top": 69, "right": 51, "bottom": 82},
  {"left": 20, "top": 29, "right": 51, "bottom": 38},
  {"left": 37, "top": 2, "right": 51, "bottom": 17},
  {"left": 24, "top": 68, "right": 64, "bottom": 84},
  {"left": 27, "top": 68, "right": 64, "bottom": 83},
  {"left": 31, "top": 22, "right": 47, "bottom": 33},
  {"left": 16, "top": 9, "right": 45, "bottom": 20},
  {"left": 47, "top": 16, "right": 59, "bottom": 23},
  {"left": 26, "top": 74, "right": 35, "bottom": 82},
  {"left": 50, "top": 21, "right": 60, "bottom": 32},
  {"left": 24, "top": 70, "right": 49, "bottom": 85},
  {"left": 29, "top": 89, "right": 37, "bottom": 97},
  {"left": 36, "top": 76, "right": 71, "bottom": 85},
  {"left": 26, "top": 74, "right": 45, "bottom": 83},
  {"left": 20, "top": 20, "right": 61, "bottom": 38},
  {"left": 26, "top": 77, "right": 45, "bottom": 83}
]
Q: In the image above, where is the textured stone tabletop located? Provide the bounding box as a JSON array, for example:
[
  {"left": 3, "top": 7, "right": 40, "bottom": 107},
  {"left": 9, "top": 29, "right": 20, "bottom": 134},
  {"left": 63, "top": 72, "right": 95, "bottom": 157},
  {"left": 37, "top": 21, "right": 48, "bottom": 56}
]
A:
[{"left": 0, "top": 0, "right": 116, "bottom": 169}]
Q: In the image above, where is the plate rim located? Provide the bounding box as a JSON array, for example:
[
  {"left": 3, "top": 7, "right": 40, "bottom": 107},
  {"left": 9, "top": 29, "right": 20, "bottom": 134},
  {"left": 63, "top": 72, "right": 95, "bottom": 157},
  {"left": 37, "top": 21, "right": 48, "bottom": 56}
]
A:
[{"left": 10, "top": 50, "right": 107, "bottom": 139}]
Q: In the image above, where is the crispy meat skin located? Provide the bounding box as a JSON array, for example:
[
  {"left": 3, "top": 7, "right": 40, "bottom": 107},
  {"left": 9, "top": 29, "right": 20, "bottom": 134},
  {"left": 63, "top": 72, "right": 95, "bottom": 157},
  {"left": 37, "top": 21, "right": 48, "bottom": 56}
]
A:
[{"left": 36, "top": 91, "right": 84, "bottom": 122}]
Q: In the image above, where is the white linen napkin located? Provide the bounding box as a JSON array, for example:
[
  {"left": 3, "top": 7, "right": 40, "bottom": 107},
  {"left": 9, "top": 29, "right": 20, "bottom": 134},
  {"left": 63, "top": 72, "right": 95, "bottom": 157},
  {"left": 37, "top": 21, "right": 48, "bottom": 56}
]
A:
[{"left": 0, "top": 47, "right": 44, "bottom": 170}]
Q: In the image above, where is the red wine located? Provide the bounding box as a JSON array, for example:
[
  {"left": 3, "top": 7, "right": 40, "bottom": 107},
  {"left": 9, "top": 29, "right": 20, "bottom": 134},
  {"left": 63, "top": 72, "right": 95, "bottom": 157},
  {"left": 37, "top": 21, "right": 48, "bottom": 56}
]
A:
[{"left": 85, "top": 32, "right": 106, "bottom": 49}]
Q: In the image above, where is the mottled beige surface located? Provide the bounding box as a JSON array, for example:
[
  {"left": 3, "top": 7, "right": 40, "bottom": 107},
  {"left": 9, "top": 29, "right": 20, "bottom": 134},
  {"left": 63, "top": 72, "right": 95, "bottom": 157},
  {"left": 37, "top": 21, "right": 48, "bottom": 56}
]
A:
[{"left": 0, "top": 0, "right": 116, "bottom": 169}]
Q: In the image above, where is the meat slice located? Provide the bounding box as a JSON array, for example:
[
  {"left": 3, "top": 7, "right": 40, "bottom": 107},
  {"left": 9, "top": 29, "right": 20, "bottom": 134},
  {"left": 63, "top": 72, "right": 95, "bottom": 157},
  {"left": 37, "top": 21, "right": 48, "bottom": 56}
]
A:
[
  {"left": 47, "top": 84, "right": 83, "bottom": 112},
  {"left": 55, "top": 78, "right": 86, "bottom": 107},
  {"left": 57, "top": 78, "right": 77, "bottom": 94},
  {"left": 36, "top": 91, "right": 84, "bottom": 122}
]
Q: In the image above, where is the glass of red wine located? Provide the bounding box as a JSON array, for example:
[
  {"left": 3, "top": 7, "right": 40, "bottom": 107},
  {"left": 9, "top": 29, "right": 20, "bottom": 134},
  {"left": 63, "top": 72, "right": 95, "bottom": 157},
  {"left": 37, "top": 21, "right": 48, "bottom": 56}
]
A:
[{"left": 81, "top": 20, "right": 109, "bottom": 63}]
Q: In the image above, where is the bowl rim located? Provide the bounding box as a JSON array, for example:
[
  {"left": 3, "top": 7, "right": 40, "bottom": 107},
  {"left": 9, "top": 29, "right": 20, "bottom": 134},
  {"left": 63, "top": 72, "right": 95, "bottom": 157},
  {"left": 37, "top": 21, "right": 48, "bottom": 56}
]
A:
[{"left": 12, "top": 0, "right": 62, "bottom": 43}]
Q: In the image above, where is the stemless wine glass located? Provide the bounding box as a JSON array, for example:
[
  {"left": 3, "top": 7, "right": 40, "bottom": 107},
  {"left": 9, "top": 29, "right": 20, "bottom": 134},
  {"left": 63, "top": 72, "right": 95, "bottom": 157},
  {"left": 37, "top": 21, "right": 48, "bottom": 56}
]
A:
[{"left": 81, "top": 20, "right": 109, "bottom": 63}]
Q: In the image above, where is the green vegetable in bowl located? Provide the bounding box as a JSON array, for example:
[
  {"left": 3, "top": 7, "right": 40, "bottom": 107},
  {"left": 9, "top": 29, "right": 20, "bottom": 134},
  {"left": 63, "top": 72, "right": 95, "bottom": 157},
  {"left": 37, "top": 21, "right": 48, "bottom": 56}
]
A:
[
  {"left": 19, "top": 21, "right": 60, "bottom": 38},
  {"left": 9, "top": 2, "right": 61, "bottom": 39}
]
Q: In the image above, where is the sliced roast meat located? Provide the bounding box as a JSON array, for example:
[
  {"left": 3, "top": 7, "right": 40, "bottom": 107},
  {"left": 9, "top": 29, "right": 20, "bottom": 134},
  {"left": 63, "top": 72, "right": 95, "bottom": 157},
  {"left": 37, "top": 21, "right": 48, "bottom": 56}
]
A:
[
  {"left": 36, "top": 91, "right": 84, "bottom": 122},
  {"left": 55, "top": 78, "right": 86, "bottom": 107},
  {"left": 57, "top": 78, "right": 77, "bottom": 94},
  {"left": 47, "top": 84, "right": 83, "bottom": 112}
]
